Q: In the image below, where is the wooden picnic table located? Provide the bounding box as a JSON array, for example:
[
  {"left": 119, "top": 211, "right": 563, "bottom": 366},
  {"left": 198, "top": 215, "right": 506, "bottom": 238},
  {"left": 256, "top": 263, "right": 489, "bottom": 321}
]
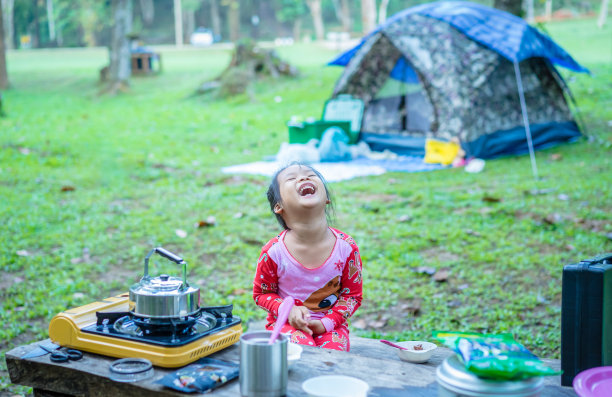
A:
[{"left": 6, "top": 336, "right": 576, "bottom": 396}]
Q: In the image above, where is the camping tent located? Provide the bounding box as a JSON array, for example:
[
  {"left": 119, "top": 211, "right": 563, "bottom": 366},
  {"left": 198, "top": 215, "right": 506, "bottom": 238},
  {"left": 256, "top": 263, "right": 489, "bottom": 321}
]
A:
[{"left": 329, "top": 1, "right": 588, "bottom": 166}]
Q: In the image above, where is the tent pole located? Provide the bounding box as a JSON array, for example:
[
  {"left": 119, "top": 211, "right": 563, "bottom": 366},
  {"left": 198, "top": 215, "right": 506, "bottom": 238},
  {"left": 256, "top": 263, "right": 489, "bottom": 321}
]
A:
[{"left": 513, "top": 60, "right": 539, "bottom": 180}]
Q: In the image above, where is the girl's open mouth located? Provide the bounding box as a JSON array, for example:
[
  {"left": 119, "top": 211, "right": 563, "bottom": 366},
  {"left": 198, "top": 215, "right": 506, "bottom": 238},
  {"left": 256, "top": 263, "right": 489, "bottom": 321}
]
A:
[{"left": 298, "top": 183, "right": 316, "bottom": 196}]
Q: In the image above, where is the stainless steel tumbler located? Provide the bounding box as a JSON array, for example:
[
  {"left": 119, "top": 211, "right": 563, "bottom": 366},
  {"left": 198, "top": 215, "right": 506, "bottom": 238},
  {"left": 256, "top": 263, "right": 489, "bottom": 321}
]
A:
[{"left": 240, "top": 331, "right": 288, "bottom": 397}]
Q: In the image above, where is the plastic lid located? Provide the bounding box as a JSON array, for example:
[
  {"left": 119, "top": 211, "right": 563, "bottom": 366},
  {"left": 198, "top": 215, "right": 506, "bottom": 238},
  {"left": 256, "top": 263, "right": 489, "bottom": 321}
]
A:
[
  {"left": 109, "top": 358, "right": 154, "bottom": 383},
  {"left": 322, "top": 95, "right": 364, "bottom": 132},
  {"left": 436, "top": 355, "right": 543, "bottom": 396}
]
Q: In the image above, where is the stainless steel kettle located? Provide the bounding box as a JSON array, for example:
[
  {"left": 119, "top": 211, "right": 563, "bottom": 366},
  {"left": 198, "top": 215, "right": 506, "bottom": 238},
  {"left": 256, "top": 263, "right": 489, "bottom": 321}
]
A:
[{"left": 129, "top": 247, "right": 200, "bottom": 319}]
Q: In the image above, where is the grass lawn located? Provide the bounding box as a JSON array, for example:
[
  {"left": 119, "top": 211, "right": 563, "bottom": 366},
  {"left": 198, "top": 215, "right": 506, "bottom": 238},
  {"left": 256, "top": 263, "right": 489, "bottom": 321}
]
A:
[{"left": 1, "top": 17, "right": 611, "bottom": 394}]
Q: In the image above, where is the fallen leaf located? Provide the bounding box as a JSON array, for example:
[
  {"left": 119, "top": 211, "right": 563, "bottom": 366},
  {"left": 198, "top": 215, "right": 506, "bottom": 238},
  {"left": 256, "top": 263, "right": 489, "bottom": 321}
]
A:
[
  {"left": 232, "top": 288, "right": 249, "bottom": 295},
  {"left": 195, "top": 216, "right": 216, "bottom": 228},
  {"left": 233, "top": 212, "right": 244, "bottom": 219},
  {"left": 413, "top": 266, "right": 436, "bottom": 275},
  {"left": 465, "top": 229, "right": 481, "bottom": 237},
  {"left": 557, "top": 194, "right": 569, "bottom": 201},
  {"left": 241, "top": 237, "right": 261, "bottom": 246},
  {"left": 543, "top": 213, "right": 562, "bottom": 225},
  {"left": 482, "top": 195, "right": 501, "bottom": 203},
  {"left": 16, "top": 250, "right": 30, "bottom": 256},
  {"left": 61, "top": 185, "right": 75, "bottom": 192},
  {"left": 397, "top": 214, "right": 412, "bottom": 223},
  {"left": 447, "top": 300, "right": 462, "bottom": 308},
  {"left": 523, "top": 188, "right": 556, "bottom": 196},
  {"left": 175, "top": 229, "right": 188, "bottom": 238},
  {"left": 565, "top": 244, "right": 575, "bottom": 251},
  {"left": 18, "top": 147, "right": 31, "bottom": 155},
  {"left": 433, "top": 269, "right": 450, "bottom": 282},
  {"left": 400, "top": 300, "right": 421, "bottom": 315},
  {"left": 550, "top": 153, "right": 562, "bottom": 161}
]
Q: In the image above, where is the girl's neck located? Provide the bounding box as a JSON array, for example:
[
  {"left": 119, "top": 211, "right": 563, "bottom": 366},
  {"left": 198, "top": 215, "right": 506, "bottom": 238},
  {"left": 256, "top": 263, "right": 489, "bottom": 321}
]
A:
[{"left": 286, "top": 216, "right": 330, "bottom": 244}]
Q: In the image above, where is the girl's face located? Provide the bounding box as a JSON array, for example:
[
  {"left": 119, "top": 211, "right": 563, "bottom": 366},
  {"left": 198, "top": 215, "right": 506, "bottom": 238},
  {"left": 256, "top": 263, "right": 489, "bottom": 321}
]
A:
[{"left": 275, "top": 165, "right": 328, "bottom": 214}]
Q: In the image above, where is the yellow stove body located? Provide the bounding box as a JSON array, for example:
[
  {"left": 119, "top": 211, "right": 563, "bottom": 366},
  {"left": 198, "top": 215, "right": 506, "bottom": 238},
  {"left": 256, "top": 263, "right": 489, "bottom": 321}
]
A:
[{"left": 48, "top": 293, "right": 243, "bottom": 368}]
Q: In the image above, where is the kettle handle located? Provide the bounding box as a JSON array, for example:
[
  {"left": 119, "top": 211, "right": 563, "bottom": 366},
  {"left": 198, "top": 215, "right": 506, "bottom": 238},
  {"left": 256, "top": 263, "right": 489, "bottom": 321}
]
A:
[{"left": 143, "top": 247, "right": 188, "bottom": 286}]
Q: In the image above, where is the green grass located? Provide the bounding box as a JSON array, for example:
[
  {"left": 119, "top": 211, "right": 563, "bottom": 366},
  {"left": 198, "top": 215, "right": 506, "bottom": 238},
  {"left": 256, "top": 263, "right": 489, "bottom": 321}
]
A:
[{"left": 1, "top": 17, "right": 611, "bottom": 394}]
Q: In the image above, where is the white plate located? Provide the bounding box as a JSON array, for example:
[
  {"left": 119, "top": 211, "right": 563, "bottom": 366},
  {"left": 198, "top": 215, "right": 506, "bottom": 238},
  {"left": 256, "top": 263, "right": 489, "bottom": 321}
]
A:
[{"left": 302, "top": 375, "right": 369, "bottom": 397}]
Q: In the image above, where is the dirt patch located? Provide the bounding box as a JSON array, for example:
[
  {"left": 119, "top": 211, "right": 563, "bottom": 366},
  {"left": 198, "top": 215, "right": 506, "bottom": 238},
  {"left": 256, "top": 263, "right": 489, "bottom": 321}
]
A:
[
  {"left": 218, "top": 175, "right": 266, "bottom": 186},
  {"left": 420, "top": 247, "right": 460, "bottom": 264},
  {"left": 352, "top": 193, "right": 400, "bottom": 203},
  {"left": 0, "top": 273, "right": 24, "bottom": 291},
  {"left": 98, "top": 265, "right": 139, "bottom": 286}
]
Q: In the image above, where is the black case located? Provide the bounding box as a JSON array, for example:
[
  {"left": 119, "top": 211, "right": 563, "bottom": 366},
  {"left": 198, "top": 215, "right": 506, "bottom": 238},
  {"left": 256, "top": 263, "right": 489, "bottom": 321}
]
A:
[{"left": 560, "top": 253, "right": 612, "bottom": 386}]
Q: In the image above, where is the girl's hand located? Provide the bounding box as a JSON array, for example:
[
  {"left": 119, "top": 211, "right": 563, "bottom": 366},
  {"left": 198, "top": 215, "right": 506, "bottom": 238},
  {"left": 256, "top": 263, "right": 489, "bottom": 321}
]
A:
[
  {"left": 308, "top": 320, "right": 326, "bottom": 335},
  {"left": 288, "top": 305, "right": 312, "bottom": 335}
]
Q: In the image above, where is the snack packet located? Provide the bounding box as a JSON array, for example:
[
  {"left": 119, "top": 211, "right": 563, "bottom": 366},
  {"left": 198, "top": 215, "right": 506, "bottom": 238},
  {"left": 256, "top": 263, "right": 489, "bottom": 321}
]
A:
[
  {"left": 157, "top": 358, "right": 239, "bottom": 393},
  {"left": 432, "top": 331, "right": 561, "bottom": 380}
]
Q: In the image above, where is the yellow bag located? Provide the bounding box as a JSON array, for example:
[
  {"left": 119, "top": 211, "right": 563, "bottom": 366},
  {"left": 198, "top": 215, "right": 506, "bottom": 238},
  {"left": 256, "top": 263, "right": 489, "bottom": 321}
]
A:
[{"left": 424, "top": 138, "right": 461, "bottom": 165}]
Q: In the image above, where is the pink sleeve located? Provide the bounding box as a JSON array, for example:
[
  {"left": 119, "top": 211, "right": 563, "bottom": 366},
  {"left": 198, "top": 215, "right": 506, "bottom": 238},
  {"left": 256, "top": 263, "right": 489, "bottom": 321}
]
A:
[{"left": 253, "top": 247, "right": 283, "bottom": 317}]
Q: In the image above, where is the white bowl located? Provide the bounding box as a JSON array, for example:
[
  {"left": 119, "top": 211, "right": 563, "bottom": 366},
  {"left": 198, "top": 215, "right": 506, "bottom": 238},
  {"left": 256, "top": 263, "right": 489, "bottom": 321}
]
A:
[
  {"left": 302, "top": 375, "right": 369, "bottom": 397},
  {"left": 395, "top": 341, "right": 437, "bottom": 363},
  {"left": 287, "top": 342, "right": 303, "bottom": 369}
]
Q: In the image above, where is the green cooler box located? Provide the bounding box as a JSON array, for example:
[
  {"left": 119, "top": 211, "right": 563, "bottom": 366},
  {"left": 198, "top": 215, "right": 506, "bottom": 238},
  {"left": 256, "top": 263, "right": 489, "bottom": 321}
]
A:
[
  {"left": 287, "top": 95, "right": 364, "bottom": 144},
  {"left": 288, "top": 120, "right": 351, "bottom": 144}
]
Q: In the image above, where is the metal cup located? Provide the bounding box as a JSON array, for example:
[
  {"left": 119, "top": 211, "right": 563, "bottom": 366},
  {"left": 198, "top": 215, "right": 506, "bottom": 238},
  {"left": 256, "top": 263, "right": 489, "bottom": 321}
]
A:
[{"left": 240, "top": 331, "right": 288, "bottom": 397}]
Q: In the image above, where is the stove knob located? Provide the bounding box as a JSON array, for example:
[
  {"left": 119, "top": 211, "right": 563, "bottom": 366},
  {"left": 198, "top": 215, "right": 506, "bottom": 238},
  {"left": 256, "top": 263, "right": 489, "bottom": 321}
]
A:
[{"left": 160, "top": 274, "right": 169, "bottom": 281}]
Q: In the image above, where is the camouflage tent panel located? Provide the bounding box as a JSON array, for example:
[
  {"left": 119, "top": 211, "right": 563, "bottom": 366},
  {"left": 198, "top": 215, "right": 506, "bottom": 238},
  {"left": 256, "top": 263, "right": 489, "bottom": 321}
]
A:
[
  {"left": 384, "top": 13, "right": 501, "bottom": 142},
  {"left": 332, "top": 33, "right": 402, "bottom": 105},
  {"left": 338, "top": 13, "right": 573, "bottom": 144}
]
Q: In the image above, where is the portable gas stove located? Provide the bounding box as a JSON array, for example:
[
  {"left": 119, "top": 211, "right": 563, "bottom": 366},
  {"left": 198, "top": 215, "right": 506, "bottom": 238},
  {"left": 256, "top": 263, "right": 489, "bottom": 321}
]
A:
[{"left": 49, "top": 293, "right": 242, "bottom": 368}]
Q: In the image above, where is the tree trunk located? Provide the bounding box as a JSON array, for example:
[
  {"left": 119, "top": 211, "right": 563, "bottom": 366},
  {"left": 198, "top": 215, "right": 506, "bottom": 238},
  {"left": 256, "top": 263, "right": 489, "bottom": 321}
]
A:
[
  {"left": 31, "top": 0, "right": 40, "bottom": 47},
  {"left": 2, "top": 0, "right": 14, "bottom": 49},
  {"left": 545, "top": 0, "right": 552, "bottom": 20},
  {"left": 183, "top": 8, "right": 195, "bottom": 42},
  {"left": 139, "top": 0, "right": 154, "bottom": 26},
  {"left": 598, "top": 0, "right": 609, "bottom": 28},
  {"left": 306, "top": 0, "right": 324, "bottom": 41},
  {"left": 377, "top": 0, "right": 389, "bottom": 24},
  {"left": 292, "top": 18, "right": 302, "bottom": 41},
  {"left": 0, "top": 0, "right": 8, "bottom": 89},
  {"left": 493, "top": 0, "right": 522, "bottom": 16},
  {"left": 108, "top": 0, "right": 132, "bottom": 93},
  {"left": 340, "top": 0, "right": 351, "bottom": 32},
  {"left": 228, "top": 0, "right": 240, "bottom": 42},
  {"left": 210, "top": 0, "right": 221, "bottom": 40},
  {"left": 525, "top": 0, "right": 534, "bottom": 23},
  {"left": 360, "top": 0, "right": 376, "bottom": 35},
  {"left": 174, "top": 0, "right": 183, "bottom": 46},
  {"left": 46, "top": 0, "right": 56, "bottom": 43}
]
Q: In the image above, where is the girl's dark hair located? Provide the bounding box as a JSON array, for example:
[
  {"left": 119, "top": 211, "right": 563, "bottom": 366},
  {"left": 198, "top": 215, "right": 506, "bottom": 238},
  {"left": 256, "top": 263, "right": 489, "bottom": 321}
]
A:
[{"left": 267, "top": 162, "right": 334, "bottom": 230}]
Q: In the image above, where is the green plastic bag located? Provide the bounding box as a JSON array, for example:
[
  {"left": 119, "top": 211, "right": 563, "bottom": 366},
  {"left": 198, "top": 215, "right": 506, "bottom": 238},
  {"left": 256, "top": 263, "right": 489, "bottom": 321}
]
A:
[{"left": 432, "top": 331, "right": 562, "bottom": 380}]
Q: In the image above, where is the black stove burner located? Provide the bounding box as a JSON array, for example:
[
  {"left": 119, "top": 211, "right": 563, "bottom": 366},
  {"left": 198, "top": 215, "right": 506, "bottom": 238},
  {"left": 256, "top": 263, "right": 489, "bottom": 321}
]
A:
[
  {"left": 83, "top": 304, "right": 241, "bottom": 347},
  {"left": 132, "top": 314, "right": 200, "bottom": 335}
]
